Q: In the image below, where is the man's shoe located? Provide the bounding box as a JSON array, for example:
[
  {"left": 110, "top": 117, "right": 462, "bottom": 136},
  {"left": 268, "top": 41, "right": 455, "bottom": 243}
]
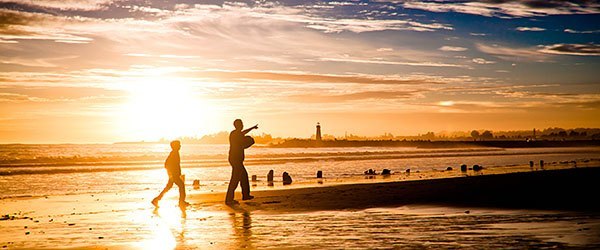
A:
[
  {"left": 151, "top": 198, "right": 159, "bottom": 207},
  {"left": 242, "top": 195, "right": 254, "bottom": 201}
]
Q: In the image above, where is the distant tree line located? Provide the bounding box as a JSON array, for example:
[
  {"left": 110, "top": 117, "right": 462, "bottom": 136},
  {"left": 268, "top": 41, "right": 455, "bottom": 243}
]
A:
[{"left": 157, "top": 127, "right": 600, "bottom": 145}]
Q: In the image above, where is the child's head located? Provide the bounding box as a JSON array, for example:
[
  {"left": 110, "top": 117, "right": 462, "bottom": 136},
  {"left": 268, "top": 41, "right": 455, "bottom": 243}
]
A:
[
  {"left": 170, "top": 140, "right": 181, "bottom": 151},
  {"left": 233, "top": 119, "right": 243, "bottom": 130}
]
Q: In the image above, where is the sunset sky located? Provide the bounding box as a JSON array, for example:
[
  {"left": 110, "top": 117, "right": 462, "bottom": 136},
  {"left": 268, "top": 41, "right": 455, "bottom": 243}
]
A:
[{"left": 0, "top": 0, "right": 599, "bottom": 143}]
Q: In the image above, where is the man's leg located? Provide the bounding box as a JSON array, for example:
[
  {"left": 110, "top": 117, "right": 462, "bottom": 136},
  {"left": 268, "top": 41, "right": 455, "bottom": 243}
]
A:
[
  {"left": 226, "top": 165, "right": 242, "bottom": 203},
  {"left": 240, "top": 164, "right": 252, "bottom": 199}
]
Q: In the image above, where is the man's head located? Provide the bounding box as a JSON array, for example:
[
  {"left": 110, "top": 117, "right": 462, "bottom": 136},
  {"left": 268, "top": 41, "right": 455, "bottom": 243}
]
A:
[
  {"left": 233, "top": 119, "right": 243, "bottom": 130},
  {"left": 170, "top": 140, "right": 181, "bottom": 151}
]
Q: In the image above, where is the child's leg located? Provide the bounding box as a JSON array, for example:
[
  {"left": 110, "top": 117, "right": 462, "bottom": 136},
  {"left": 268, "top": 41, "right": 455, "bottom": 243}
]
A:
[
  {"left": 155, "top": 179, "right": 174, "bottom": 201},
  {"left": 172, "top": 176, "right": 186, "bottom": 203}
]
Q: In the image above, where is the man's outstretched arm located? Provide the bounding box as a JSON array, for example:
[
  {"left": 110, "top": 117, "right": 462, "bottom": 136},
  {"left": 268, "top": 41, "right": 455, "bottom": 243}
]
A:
[{"left": 242, "top": 124, "right": 258, "bottom": 135}]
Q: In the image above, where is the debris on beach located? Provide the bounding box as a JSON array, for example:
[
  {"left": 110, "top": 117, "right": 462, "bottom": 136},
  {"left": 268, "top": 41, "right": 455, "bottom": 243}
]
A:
[
  {"left": 317, "top": 170, "right": 323, "bottom": 178},
  {"left": 460, "top": 164, "right": 467, "bottom": 172},
  {"left": 283, "top": 172, "right": 293, "bottom": 185},
  {"left": 267, "top": 170, "right": 274, "bottom": 183},
  {"left": 381, "top": 169, "right": 391, "bottom": 175},
  {"left": 473, "top": 165, "right": 483, "bottom": 171},
  {"left": 446, "top": 167, "right": 453, "bottom": 171},
  {"left": 364, "top": 169, "right": 377, "bottom": 175},
  {"left": 405, "top": 169, "right": 410, "bottom": 174}
]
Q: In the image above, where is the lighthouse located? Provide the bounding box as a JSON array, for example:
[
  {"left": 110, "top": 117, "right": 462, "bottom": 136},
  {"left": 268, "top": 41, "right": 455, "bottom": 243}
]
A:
[{"left": 316, "top": 122, "right": 322, "bottom": 142}]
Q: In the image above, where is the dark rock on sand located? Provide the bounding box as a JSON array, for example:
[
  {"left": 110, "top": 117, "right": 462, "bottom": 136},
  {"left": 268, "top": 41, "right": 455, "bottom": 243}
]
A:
[
  {"left": 267, "top": 170, "right": 274, "bottom": 182},
  {"left": 381, "top": 169, "right": 391, "bottom": 175},
  {"left": 283, "top": 172, "right": 293, "bottom": 185},
  {"left": 460, "top": 164, "right": 467, "bottom": 172},
  {"left": 446, "top": 167, "right": 453, "bottom": 171},
  {"left": 317, "top": 170, "right": 323, "bottom": 178}
]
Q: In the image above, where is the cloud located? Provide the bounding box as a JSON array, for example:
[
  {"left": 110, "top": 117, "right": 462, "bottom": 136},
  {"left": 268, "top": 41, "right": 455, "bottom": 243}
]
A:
[
  {"left": 538, "top": 43, "right": 600, "bottom": 56},
  {"left": 0, "top": 0, "right": 114, "bottom": 11},
  {"left": 401, "top": 0, "right": 600, "bottom": 18},
  {"left": 439, "top": 46, "right": 468, "bottom": 52},
  {"left": 286, "top": 90, "right": 422, "bottom": 103},
  {"left": 564, "top": 29, "right": 600, "bottom": 34},
  {"left": 187, "top": 70, "right": 449, "bottom": 85},
  {"left": 516, "top": 27, "right": 545, "bottom": 32},
  {"left": 472, "top": 58, "right": 496, "bottom": 64},
  {"left": 476, "top": 43, "right": 549, "bottom": 61},
  {"left": 317, "top": 57, "right": 468, "bottom": 68}
]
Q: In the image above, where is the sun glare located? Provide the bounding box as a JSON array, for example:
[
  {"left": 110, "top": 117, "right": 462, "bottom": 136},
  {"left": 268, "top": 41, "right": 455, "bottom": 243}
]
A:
[{"left": 119, "top": 77, "right": 217, "bottom": 141}]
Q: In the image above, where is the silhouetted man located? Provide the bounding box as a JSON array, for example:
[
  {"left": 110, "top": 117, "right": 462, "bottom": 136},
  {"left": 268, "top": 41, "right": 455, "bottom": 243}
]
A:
[
  {"left": 225, "top": 119, "right": 258, "bottom": 205},
  {"left": 152, "top": 140, "right": 188, "bottom": 207}
]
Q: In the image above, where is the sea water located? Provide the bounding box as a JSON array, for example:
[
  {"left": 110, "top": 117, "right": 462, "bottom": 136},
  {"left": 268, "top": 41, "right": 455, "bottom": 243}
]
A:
[{"left": 1, "top": 144, "right": 599, "bottom": 199}]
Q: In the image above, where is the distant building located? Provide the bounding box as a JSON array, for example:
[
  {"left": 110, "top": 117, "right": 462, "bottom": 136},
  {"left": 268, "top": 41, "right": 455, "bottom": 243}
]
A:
[{"left": 316, "top": 122, "right": 322, "bottom": 142}]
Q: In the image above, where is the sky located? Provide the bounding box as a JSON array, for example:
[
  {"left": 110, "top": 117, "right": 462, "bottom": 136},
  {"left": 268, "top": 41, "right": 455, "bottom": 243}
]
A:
[{"left": 0, "top": 0, "right": 599, "bottom": 143}]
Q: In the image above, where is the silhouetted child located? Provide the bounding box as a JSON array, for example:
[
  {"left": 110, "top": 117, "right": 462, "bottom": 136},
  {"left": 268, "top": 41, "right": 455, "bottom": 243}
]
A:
[{"left": 152, "top": 140, "right": 189, "bottom": 207}]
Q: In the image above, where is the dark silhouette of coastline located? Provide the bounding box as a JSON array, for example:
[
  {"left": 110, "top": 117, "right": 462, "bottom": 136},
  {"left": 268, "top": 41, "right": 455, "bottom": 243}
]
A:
[{"left": 270, "top": 139, "right": 600, "bottom": 148}]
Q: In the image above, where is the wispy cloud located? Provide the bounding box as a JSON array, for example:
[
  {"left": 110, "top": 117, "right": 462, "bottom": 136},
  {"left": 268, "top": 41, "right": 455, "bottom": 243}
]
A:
[
  {"left": 0, "top": 0, "right": 115, "bottom": 11},
  {"left": 187, "top": 70, "right": 451, "bottom": 85},
  {"left": 564, "top": 29, "right": 600, "bottom": 34},
  {"left": 538, "top": 43, "right": 600, "bottom": 56},
  {"left": 439, "top": 46, "right": 468, "bottom": 52},
  {"left": 472, "top": 58, "right": 496, "bottom": 64},
  {"left": 401, "top": 0, "right": 600, "bottom": 18},
  {"left": 476, "top": 43, "right": 549, "bottom": 61},
  {"left": 516, "top": 27, "right": 545, "bottom": 32},
  {"left": 317, "top": 57, "right": 468, "bottom": 68}
]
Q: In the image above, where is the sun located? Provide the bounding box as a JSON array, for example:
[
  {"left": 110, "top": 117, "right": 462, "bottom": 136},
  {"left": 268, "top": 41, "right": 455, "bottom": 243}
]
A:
[{"left": 118, "top": 77, "right": 217, "bottom": 141}]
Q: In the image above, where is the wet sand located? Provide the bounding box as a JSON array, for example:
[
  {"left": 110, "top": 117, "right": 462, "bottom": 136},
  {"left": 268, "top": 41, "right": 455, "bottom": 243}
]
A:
[
  {"left": 190, "top": 166, "right": 600, "bottom": 212},
  {"left": 1, "top": 165, "right": 599, "bottom": 249}
]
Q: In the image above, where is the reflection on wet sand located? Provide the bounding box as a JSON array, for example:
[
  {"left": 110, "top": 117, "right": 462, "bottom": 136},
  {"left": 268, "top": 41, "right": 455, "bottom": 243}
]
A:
[{"left": 229, "top": 205, "right": 254, "bottom": 249}]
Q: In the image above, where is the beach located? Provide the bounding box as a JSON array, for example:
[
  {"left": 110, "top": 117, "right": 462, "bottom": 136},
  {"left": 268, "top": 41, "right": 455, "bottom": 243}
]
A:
[{"left": 1, "top": 158, "right": 600, "bottom": 249}]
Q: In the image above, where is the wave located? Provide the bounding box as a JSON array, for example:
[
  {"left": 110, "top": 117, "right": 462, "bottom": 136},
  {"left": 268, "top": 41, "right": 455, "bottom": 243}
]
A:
[{"left": 2, "top": 148, "right": 599, "bottom": 176}]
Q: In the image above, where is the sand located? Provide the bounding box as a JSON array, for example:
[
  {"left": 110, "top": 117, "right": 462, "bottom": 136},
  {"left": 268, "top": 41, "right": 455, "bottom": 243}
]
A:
[
  {"left": 188, "top": 166, "right": 600, "bottom": 212},
  {"left": 1, "top": 165, "right": 599, "bottom": 249}
]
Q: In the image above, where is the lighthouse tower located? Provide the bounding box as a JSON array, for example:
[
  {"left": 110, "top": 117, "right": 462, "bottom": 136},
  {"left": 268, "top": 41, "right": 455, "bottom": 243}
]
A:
[{"left": 316, "top": 122, "right": 322, "bottom": 142}]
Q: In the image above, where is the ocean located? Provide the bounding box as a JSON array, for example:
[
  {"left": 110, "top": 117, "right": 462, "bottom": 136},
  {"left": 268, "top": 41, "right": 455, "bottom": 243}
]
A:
[{"left": 1, "top": 144, "right": 599, "bottom": 199}]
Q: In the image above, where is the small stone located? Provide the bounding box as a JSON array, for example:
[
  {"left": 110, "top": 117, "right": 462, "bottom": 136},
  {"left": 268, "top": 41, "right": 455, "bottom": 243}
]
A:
[
  {"left": 405, "top": 169, "right": 410, "bottom": 173},
  {"left": 282, "top": 172, "right": 293, "bottom": 185},
  {"left": 464, "top": 210, "right": 470, "bottom": 214},
  {"left": 446, "top": 167, "right": 453, "bottom": 171},
  {"left": 267, "top": 170, "right": 274, "bottom": 182},
  {"left": 25, "top": 232, "right": 30, "bottom": 235},
  {"left": 381, "top": 169, "right": 391, "bottom": 175},
  {"left": 316, "top": 170, "right": 323, "bottom": 178},
  {"left": 460, "top": 164, "right": 467, "bottom": 172},
  {"left": 98, "top": 236, "right": 104, "bottom": 239}
]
